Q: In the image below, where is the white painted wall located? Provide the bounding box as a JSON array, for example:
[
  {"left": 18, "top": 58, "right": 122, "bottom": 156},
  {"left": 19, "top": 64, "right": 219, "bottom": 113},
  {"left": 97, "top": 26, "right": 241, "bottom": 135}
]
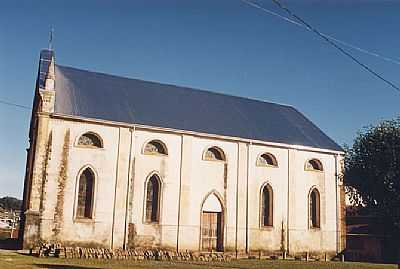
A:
[{"left": 27, "top": 117, "right": 342, "bottom": 255}]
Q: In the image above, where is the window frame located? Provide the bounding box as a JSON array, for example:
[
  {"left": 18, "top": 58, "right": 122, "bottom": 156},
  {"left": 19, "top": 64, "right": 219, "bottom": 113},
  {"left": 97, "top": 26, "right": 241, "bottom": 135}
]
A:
[
  {"left": 143, "top": 139, "right": 168, "bottom": 156},
  {"left": 202, "top": 146, "right": 226, "bottom": 162},
  {"left": 143, "top": 173, "right": 162, "bottom": 224},
  {"left": 76, "top": 132, "right": 104, "bottom": 149},
  {"left": 309, "top": 187, "right": 321, "bottom": 229},
  {"left": 256, "top": 152, "right": 279, "bottom": 167},
  {"left": 259, "top": 183, "right": 274, "bottom": 228},
  {"left": 305, "top": 158, "right": 324, "bottom": 172},
  {"left": 74, "top": 165, "right": 97, "bottom": 222}
]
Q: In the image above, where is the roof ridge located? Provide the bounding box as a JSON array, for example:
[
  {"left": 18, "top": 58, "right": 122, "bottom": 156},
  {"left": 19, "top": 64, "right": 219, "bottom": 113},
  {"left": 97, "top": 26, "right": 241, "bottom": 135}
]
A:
[{"left": 55, "top": 64, "right": 294, "bottom": 109}]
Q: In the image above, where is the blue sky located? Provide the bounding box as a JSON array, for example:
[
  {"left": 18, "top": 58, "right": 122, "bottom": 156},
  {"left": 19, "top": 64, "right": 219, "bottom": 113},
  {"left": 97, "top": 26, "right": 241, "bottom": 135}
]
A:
[{"left": 0, "top": 0, "right": 399, "bottom": 198}]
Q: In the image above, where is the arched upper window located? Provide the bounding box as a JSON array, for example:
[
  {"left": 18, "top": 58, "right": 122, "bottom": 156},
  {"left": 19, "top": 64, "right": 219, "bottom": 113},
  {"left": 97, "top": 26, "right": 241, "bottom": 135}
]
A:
[
  {"left": 257, "top": 153, "right": 278, "bottom": 167},
  {"left": 144, "top": 140, "right": 168, "bottom": 155},
  {"left": 77, "top": 132, "right": 103, "bottom": 148},
  {"left": 261, "top": 184, "right": 273, "bottom": 227},
  {"left": 203, "top": 146, "right": 226, "bottom": 161},
  {"left": 76, "top": 167, "right": 95, "bottom": 219},
  {"left": 309, "top": 188, "right": 321, "bottom": 228},
  {"left": 305, "top": 159, "right": 323, "bottom": 171},
  {"left": 145, "top": 174, "right": 161, "bottom": 223}
]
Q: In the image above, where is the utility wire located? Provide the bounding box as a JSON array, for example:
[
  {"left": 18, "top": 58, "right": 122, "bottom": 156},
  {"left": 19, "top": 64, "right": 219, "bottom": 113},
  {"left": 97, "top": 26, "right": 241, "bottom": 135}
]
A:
[
  {"left": 0, "top": 99, "right": 31, "bottom": 110},
  {"left": 270, "top": 0, "right": 400, "bottom": 93},
  {"left": 241, "top": 0, "right": 400, "bottom": 66},
  {"left": 241, "top": 0, "right": 400, "bottom": 94}
]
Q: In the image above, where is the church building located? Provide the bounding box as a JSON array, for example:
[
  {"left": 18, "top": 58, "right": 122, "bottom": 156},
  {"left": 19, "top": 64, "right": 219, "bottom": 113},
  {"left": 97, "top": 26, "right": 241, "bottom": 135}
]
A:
[{"left": 21, "top": 49, "right": 346, "bottom": 256}]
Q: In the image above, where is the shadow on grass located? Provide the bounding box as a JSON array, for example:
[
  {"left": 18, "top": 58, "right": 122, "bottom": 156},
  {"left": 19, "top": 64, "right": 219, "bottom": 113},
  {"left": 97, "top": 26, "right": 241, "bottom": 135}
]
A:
[
  {"left": 0, "top": 238, "right": 21, "bottom": 250},
  {"left": 35, "top": 264, "right": 102, "bottom": 269}
]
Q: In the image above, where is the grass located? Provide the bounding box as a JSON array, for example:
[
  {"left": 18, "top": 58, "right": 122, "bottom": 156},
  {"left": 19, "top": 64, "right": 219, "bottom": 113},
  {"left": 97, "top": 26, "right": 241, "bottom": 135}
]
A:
[{"left": 0, "top": 250, "right": 397, "bottom": 269}]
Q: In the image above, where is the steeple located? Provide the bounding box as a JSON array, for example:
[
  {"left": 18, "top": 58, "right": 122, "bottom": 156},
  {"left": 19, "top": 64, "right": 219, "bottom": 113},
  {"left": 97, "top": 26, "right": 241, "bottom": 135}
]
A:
[{"left": 37, "top": 48, "right": 56, "bottom": 113}]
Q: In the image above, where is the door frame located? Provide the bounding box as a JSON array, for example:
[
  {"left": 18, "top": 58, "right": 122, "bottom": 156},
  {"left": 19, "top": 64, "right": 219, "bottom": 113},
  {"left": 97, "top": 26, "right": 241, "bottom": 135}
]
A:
[{"left": 199, "top": 190, "right": 225, "bottom": 252}]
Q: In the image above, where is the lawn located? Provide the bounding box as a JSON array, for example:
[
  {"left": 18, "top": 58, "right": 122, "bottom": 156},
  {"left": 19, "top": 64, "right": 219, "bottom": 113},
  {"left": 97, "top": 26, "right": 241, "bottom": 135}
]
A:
[{"left": 0, "top": 250, "right": 397, "bottom": 269}]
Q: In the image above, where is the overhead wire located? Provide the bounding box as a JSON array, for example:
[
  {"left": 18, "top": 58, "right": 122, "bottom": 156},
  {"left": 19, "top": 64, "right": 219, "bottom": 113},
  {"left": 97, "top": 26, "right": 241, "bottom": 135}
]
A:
[
  {"left": 241, "top": 0, "right": 400, "bottom": 94},
  {"left": 0, "top": 99, "right": 31, "bottom": 110},
  {"left": 241, "top": 0, "right": 400, "bottom": 66}
]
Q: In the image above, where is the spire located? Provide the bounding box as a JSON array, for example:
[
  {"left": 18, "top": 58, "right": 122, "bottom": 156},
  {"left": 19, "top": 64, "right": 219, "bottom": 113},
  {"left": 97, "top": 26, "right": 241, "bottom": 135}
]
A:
[
  {"left": 45, "top": 54, "right": 55, "bottom": 91},
  {"left": 48, "top": 27, "right": 54, "bottom": 51}
]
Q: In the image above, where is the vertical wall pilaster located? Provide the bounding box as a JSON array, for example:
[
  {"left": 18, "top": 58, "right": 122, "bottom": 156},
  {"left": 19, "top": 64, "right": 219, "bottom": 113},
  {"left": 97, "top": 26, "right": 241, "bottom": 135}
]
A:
[
  {"left": 176, "top": 135, "right": 193, "bottom": 250},
  {"left": 111, "top": 127, "right": 131, "bottom": 249},
  {"left": 23, "top": 113, "right": 52, "bottom": 248}
]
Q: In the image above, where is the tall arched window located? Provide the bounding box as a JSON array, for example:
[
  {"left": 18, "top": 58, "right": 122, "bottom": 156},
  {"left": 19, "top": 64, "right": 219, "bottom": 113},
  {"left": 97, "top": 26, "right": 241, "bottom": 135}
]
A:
[
  {"left": 261, "top": 184, "right": 273, "bottom": 227},
  {"left": 77, "top": 132, "right": 103, "bottom": 148},
  {"left": 203, "top": 146, "right": 226, "bottom": 161},
  {"left": 145, "top": 175, "right": 161, "bottom": 223},
  {"left": 144, "top": 140, "right": 168, "bottom": 155},
  {"left": 305, "top": 159, "right": 323, "bottom": 171},
  {"left": 257, "top": 153, "right": 278, "bottom": 167},
  {"left": 76, "top": 168, "right": 95, "bottom": 219},
  {"left": 309, "top": 188, "right": 320, "bottom": 228}
]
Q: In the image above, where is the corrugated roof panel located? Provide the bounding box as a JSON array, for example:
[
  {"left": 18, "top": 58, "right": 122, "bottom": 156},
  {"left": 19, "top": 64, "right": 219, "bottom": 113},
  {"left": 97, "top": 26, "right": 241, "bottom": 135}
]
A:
[{"left": 54, "top": 64, "right": 343, "bottom": 152}]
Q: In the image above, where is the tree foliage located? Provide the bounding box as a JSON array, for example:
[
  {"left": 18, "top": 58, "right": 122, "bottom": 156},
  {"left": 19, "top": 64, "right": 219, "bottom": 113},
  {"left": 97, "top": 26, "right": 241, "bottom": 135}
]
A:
[
  {"left": 0, "top": 196, "right": 22, "bottom": 211},
  {"left": 345, "top": 118, "right": 400, "bottom": 231}
]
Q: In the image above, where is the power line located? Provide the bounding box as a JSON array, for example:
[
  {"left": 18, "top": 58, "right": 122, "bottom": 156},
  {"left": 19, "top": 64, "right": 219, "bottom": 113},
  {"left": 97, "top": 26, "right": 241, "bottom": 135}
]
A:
[
  {"left": 240, "top": 0, "right": 400, "bottom": 66},
  {"left": 241, "top": 0, "right": 400, "bottom": 94},
  {"left": 0, "top": 99, "right": 31, "bottom": 110}
]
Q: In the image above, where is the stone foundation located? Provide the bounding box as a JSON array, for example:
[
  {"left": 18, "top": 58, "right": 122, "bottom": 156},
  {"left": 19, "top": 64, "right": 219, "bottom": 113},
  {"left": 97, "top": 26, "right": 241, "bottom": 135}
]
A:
[{"left": 34, "top": 243, "right": 233, "bottom": 262}]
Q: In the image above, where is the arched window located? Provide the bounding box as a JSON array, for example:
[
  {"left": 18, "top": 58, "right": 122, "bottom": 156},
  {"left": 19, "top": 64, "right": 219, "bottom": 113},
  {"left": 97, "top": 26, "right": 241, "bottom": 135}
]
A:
[
  {"left": 305, "top": 159, "right": 323, "bottom": 171},
  {"left": 204, "top": 146, "right": 226, "bottom": 161},
  {"left": 76, "top": 168, "right": 95, "bottom": 219},
  {"left": 77, "top": 132, "right": 103, "bottom": 148},
  {"left": 309, "top": 188, "right": 320, "bottom": 228},
  {"left": 145, "top": 175, "right": 161, "bottom": 223},
  {"left": 257, "top": 153, "right": 278, "bottom": 167},
  {"left": 144, "top": 140, "right": 168, "bottom": 155},
  {"left": 261, "top": 184, "right": 273, "bottom": 227}
]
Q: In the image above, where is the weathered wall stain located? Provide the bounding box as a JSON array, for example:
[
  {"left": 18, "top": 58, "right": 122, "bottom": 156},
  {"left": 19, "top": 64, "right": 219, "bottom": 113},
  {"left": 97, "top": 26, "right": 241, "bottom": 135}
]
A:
[
  {"left": 38, "top": 131, "right": 52, "bottom": 240},
  {"left": 53, "top": 129, "right": 70, "bottom": 238}
]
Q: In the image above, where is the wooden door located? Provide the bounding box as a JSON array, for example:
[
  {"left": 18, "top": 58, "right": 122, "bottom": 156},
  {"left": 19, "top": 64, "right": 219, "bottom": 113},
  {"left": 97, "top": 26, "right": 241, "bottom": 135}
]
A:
[{"left": 201, "top": 211, "right": 222, "bottom": 252}]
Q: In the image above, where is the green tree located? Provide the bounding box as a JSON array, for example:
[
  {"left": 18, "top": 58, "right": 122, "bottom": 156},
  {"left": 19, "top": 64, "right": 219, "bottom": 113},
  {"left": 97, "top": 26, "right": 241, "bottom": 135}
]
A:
[
  {"left": 0, "top": 196, "right": 22, "bottom": 211},
  {"left": 345, "top": 118, "right": 400, "bottom": 232}
]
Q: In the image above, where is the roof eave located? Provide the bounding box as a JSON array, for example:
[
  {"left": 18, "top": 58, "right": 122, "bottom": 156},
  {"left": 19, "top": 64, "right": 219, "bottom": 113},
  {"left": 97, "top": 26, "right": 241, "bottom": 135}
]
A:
[{"left": 49, "top": 112, "right": 345, "bottom": 155}]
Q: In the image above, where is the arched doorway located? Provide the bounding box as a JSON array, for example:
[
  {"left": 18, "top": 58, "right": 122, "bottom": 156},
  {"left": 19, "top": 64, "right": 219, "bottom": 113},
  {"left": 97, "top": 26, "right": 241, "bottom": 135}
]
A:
[{"left": 201, "top": 193, "right": 223, "bottom": 252}]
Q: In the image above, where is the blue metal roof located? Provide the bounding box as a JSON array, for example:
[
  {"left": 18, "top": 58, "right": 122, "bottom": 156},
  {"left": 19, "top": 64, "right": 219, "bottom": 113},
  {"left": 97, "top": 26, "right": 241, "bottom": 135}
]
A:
[{"left": 52, "top": 64, "right": 342, "bottom": 152}]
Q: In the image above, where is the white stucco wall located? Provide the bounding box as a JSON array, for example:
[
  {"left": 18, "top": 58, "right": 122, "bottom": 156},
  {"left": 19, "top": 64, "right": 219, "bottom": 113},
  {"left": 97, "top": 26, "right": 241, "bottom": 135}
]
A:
[{"left": 24, "top": 116, "right": 343, "bottom": 255}]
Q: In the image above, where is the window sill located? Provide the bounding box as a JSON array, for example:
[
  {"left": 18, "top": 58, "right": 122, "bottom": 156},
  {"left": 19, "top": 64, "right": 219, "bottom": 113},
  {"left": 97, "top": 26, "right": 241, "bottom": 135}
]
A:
[
  {"left": 260, "top": 225, "right": 274, "bottom": 230},
  {"left": 202, "top": 158, "right": 226, "bottom": 163},
  {"left": 304, "top": 169, "right": 324, "bottom": 173},
  {"left": 143, "top": 221, "right": 160, "bottom": 226},
  {"left": 256, "top": 164, "right": 279, "bottom": 168},
  {"left": 143, "top": 153, "right": 168, "bottom": 157},
  {"left": 74, "top": 218, "right": 95, "bottom": 223},
  {"left": 75, "top": 145, "right": 105, "bottom": 150}
]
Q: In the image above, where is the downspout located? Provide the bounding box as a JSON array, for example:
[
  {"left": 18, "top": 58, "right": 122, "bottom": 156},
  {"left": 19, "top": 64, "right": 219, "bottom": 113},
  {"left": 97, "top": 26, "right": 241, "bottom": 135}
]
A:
[
  {"left": 334, "top": 154, "right": 339, "bottom": 254},
  {"left": 245, "top": 142, "right": 250, "bottom": 254},
  {"left": 111, "top": 128, "right": 121, "bottom": 249},
  {"left": 286, "top": 148, "right": 290, "bottom": 254},
  {"left": 176, "top": 134, "right": 184, "bottom": 252},
  {"left": 235, "top": 142, "right": 240, "bottom": 257},
  {"left": 123, "top": 126, "right": 134, "bottom": 249}
]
